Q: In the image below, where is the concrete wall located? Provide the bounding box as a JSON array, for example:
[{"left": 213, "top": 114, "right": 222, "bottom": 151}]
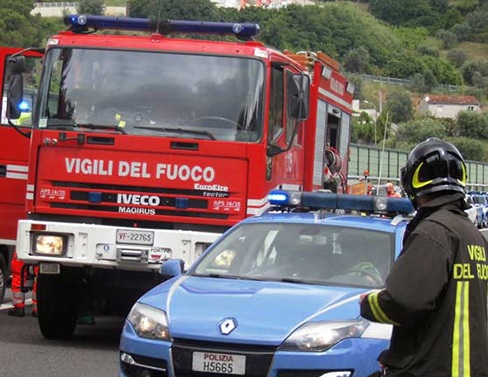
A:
[{"left": 32, "top": 3, "right": 127, "bottom": 17}]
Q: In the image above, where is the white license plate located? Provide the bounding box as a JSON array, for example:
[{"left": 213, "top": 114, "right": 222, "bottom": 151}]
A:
[
  {"left": 39, "top": 263, "right": 60, "bottom": 274},
  {"left": 116, "top": 229, "right": 154, "bottom": 245},
  {"left": 192, "top": 351, "right": 245, "bottom": 375}
]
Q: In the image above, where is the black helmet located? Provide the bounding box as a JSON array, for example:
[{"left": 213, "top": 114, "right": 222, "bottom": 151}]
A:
[{"left": 400, "top": 138, "right": 467, "bottom": 200}]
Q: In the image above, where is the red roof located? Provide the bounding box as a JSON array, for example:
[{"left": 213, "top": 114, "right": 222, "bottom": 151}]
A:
[{"left": 423, "top": 95, "right": 480, "bottom": 105}]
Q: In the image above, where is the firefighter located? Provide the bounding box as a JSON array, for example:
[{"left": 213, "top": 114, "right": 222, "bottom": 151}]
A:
[
  {"left": 8, "top": 251, "right": 37, "bottom": 317},
  {"left": 360, "top": 138, "right": 488, "bottom": 377},
  {"left": 385, "top": 182, "right": 401, "bottom": 198}
]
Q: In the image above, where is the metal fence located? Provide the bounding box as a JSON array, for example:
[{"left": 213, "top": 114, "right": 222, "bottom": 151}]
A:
[
  {"left": 353, "top": 74, "right": 460, "bottom": 92},
  {"left": 348, "top": 143, "right": 488, "bottom": 191},
  {"left": 35, "top": 2, "right": 77, "bottom": 7}
]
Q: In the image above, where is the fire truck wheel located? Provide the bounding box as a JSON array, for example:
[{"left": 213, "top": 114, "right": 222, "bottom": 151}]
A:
[
  {"left": 0, "top": 253, "right": 6, "bottom": 305},
  {"left": 37, "top": 272, "right": 79, "bottom": 340}
]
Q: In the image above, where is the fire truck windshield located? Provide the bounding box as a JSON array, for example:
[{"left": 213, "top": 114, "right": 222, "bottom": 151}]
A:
[{"left": 37, "top": 48, "right": 264, "bottom": 142}]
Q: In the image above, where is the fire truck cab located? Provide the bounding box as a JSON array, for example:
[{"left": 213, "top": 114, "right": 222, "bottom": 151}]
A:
[{"left": 2, "top": 15, "right": 353, "bottom": 338}]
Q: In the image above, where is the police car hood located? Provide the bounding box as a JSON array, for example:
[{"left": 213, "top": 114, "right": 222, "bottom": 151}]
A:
[{"left": 139, "top": 276, "right": 365, "bottom": 346}]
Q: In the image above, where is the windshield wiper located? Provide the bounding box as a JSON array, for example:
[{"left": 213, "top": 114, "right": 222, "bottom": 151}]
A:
[
  {"left": 133, "top": 126, "right": 216, "bottom": 140},
  {"left": 46, "top": 119, "right": 127, "bottom": 135},
  {"left": 77, "top": 124, "right": 127, "bottom": 135},
  {"left": 192, "top": 273, "right": 261, "bottom": 280}
]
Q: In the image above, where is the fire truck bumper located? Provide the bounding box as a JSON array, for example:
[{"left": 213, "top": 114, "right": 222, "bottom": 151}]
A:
[{"left": 16, "top": 220, "right": 221, "bottom": 271}]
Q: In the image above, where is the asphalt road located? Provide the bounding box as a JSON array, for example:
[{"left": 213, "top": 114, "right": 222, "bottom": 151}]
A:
[{"left": 0, "top": 291, "right": 122, "bottom": 377}]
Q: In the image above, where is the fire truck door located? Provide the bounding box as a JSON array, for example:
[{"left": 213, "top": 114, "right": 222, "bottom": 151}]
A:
[
  {"left": 0, "top": 47, "right": 43, "bottom": 241},
  {"left": 266, "top": 64, "right": 304, "bottom": 184}
]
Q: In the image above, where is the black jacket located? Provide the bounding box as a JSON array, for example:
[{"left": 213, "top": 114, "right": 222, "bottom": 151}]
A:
[{"left": 360, "top": 192, "right": 488, "bottom": 377}]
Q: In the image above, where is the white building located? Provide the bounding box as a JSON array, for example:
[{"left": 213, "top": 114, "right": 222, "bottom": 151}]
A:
[{"left": 418, "top": 94, "right": 481, "bottom": 119}]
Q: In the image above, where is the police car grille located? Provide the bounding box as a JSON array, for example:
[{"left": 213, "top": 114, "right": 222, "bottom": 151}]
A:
[{"left": 172, "top": 339, "right": 275, "bottom": 377}]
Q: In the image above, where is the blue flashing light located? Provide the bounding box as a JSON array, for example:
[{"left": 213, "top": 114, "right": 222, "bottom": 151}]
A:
[
  {"left": 64, "top": 15, "right": 260, "bottom": 39},
  {"left": 268, "top": 190, "right": 302, "bottom": 206},
  {"left": 88, "top": 192, "right": 102, "bottom": 203},
  {"left": 268, "top": 190, "right": 414, "bottom": 215},
  {"left": 18, "top": 100, "right": 30, "bottom": 111}
]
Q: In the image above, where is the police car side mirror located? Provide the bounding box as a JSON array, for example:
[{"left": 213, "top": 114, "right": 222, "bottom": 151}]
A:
[
  {"left": 6, "top": 56, "right": 26, "bottom": 120},
  {"left": 159, "top": 258, "right": 184, "bottom": 279}
]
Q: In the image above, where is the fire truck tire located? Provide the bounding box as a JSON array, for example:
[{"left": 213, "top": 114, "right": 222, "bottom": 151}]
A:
[
  {"left": 37, "top": 272, "right": 79, "bottom": 340},
  {"left": 0, "top": 253, "right": 6, "bottom": 305}
]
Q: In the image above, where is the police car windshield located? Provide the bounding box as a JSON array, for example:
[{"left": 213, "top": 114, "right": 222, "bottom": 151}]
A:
[
  {"left": 191, "top": 223, "right": 394, "bottom": 288},
  {"left": 37, "top": 48, "right": 264, "bottom": 141}
]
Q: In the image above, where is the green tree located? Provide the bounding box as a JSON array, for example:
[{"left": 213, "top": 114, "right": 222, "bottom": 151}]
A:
[
  {"left": 461, "top": 60, "right": 488, "bottom": 85},
  {"left": 446, "top": 137, "right": 486, "bottom": 161},
  {"left": 0, "top": 0, "right": 44, "bottom": 47},
  {"left": 435, "top": 29, "right": 458, "bottom": 48},
  {"left": 77, "top": 0, "right": 106, "bottom": 15},
  {"left": 128, "top": 0, "right": 217, "bottom": 20},
  {"left": 456, "top": 111, "right": 488, "bottom": 139},
  {"left": 446, "top": 49, "right": 467, "bottom": 68},
  {"left": 369, "top": 0, "right": 445, "bottom": 30},
  {"left": 386, "top": 89, "right": 414, "bottom": 123},
  {"left": 344, "top": 47, "right": 370, "bottom": 74},
  {"left": 351, "top": 112, "right": 375, "bottom": 144},
  {"left": 393, "top": 116, "right": 449, "bottom": 145}
]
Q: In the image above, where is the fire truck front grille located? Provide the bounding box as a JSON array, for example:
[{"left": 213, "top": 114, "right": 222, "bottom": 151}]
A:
[
  {"left": 117, "top": 248, "right": 148, "bottom": 263},
  {"left": 50, "top": 202, "right": 229, "bottom": 219}
]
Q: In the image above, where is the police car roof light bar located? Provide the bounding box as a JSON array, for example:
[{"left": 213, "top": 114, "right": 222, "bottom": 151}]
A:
[
  {"left": 268, "top": 190, "right": 414, "bottom": 215},
  {"left": 64, "top": 15, "right": 260, "bottom": 40}
]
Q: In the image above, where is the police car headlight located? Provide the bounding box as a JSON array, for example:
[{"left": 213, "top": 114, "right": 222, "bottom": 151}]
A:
[
  {"left": 127, "top": 303, "right": 171, "bottom": 341},
  {"left": 280, "top": 319, "right": 368, "bottom": 352}
]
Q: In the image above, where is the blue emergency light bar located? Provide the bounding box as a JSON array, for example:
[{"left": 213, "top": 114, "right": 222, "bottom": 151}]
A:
[
  {"left": 268, "top": 190, "right": 415, "bottom": 215},
  {"left": 64, "top": 15, "right": 260, "bottom": 39}
]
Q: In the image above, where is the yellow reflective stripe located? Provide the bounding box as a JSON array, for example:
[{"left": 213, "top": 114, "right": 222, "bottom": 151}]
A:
[
  {"left": 462, "top": 282, "right": 470, "bottom": 377},
  {"left": 452, "top": 281, "right": 470, "bottom": 377},
  {"left": 367, "top": 292, "right": 400, "bottom": 326},
  {"left": 412, "top": 162, "right": 433, "bottom": 189}
]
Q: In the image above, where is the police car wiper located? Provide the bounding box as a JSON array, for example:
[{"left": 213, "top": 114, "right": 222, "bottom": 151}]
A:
[
  {"left": 133, "top": 126, "right": 216, "bottom": 140},
  {"left": 192, "top": 273, "right": 265, "bottom": 281},
  {"left": 278, "top": 277, "right": 311, "bottom": 284}
]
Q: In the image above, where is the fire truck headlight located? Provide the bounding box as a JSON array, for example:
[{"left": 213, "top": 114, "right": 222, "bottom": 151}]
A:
[
  {"left": 33, "top": 234, "right": 67, "bottom": 256},
  {"left": 128, "top": 303, "right": 171, "bottom": 341}
]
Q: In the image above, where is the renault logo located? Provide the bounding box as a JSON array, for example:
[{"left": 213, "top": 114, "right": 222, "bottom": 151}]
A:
[{"left": 219, "top": 318, "right": 237, "bottom": 335}]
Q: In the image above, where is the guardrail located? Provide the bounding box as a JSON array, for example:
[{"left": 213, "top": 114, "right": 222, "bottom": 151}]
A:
[{"left": 348, "top": 143, "right": 488, "bottom": 191}]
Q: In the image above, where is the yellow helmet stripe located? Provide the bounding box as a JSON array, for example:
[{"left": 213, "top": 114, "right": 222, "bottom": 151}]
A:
[
  {"left": 458, "top": 163, "right": 467, "bottom": 186},
  {"left": 412, "top": 162, "right": 433, "bottom": 189}
]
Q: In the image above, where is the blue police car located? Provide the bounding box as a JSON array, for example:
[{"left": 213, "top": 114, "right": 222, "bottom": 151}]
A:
[{"left": 119, "top": 190, "right": 414, "bottom": 377}]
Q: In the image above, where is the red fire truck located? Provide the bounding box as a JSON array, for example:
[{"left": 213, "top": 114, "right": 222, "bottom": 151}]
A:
[
  {"left": 0, "top": 48, "right": 43, "bottom": 305},
  {"left": 3, "top": 15, "right": 353, "bottom": 338}
]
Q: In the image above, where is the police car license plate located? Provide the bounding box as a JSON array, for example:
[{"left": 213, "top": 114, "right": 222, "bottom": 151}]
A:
[
  {"left": 192, "top": 351, "right": 245, "bottom": 375},
  {"left": 116, "top": 229, "right": 154, "bottom": 245}
]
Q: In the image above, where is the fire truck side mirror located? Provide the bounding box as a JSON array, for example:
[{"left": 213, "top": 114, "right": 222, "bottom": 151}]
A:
[
  {"left": 6, "top": 56, "right": 25, "bottom": 120},
  {"left": 287, "top": 74, "right": 310, "bottom": 121}
]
